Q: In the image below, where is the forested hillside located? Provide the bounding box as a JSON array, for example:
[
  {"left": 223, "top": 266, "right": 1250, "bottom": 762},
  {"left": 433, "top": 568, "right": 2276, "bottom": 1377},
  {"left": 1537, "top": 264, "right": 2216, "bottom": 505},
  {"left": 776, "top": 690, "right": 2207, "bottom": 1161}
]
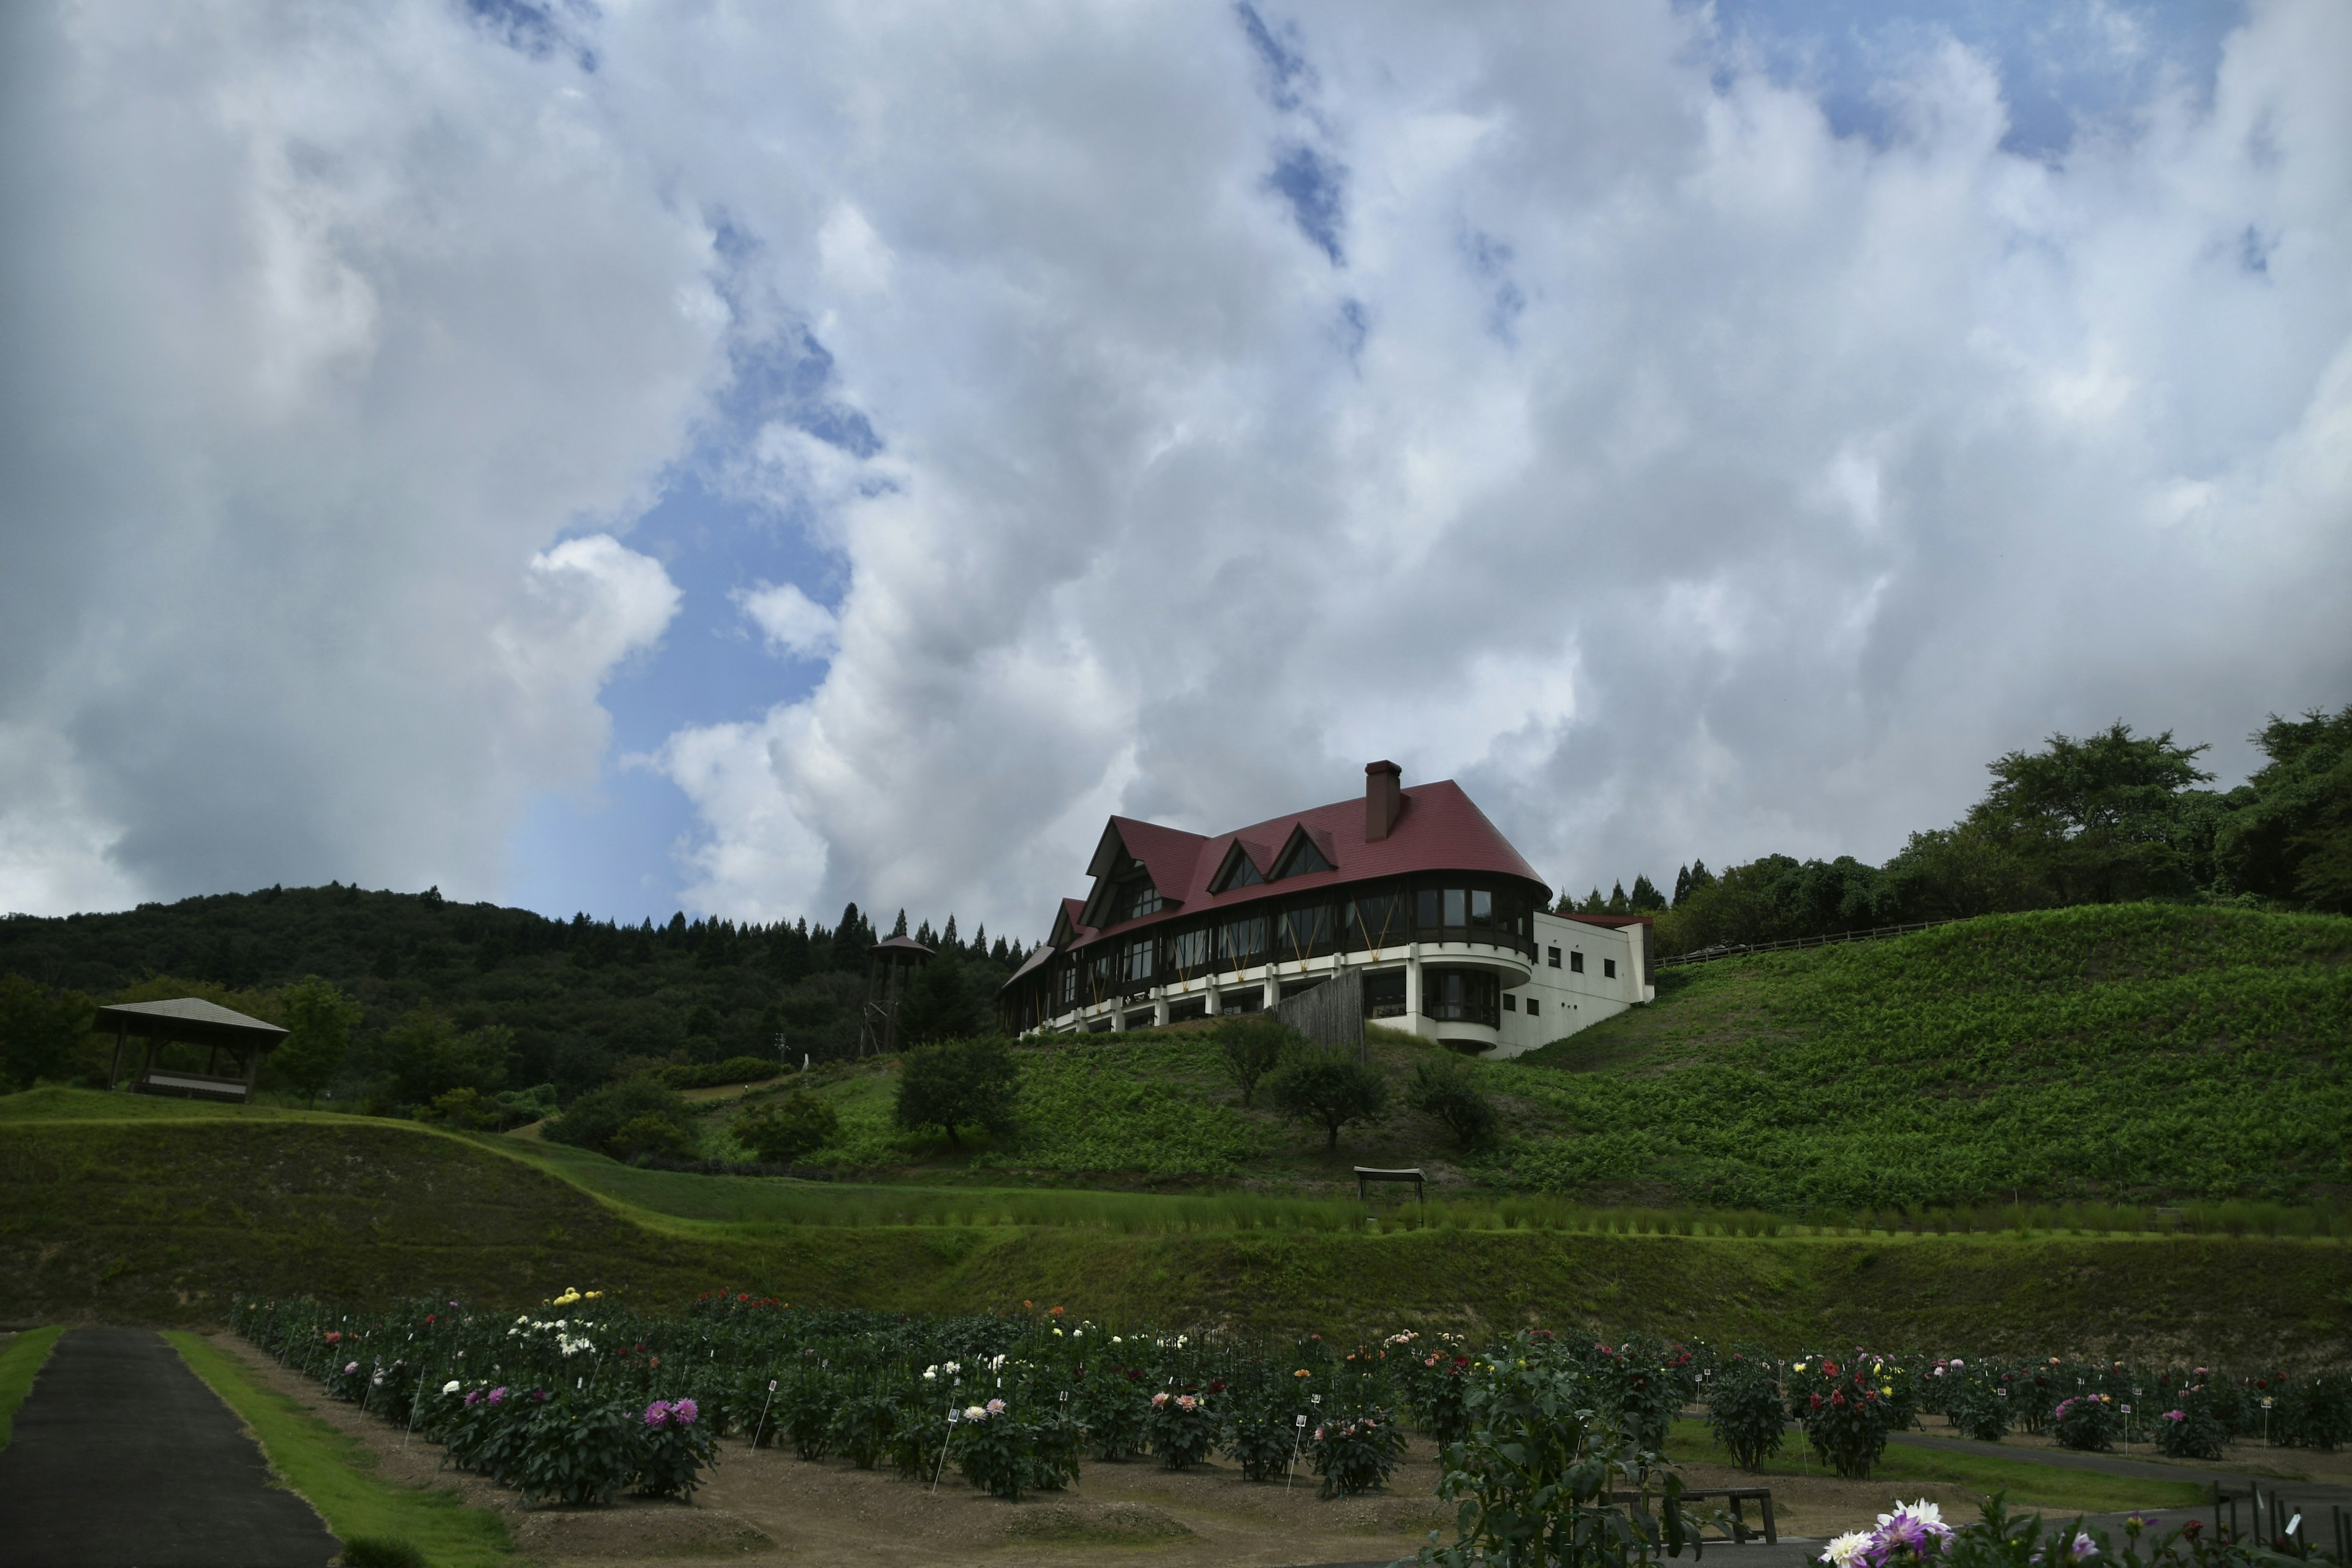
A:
[{"left": 0, "top": 884, "right": 1020, "bottom": 1102}]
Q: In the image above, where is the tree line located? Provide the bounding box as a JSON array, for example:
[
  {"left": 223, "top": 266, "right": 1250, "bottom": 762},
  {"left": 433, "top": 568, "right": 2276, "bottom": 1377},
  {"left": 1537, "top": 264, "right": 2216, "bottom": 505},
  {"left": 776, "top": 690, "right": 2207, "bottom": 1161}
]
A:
[{"left": 1562, "top": 705, "right": 2352, "bottom": 956}]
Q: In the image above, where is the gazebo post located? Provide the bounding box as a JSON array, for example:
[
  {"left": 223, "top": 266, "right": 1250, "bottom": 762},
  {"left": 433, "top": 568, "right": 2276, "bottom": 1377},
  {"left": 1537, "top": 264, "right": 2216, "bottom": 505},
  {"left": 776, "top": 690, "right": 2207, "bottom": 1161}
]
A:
[
  {"left": 108, "top": 1021, "right": 129, "bottom": 1090},
  {"left": 243, "top": 1046, "right": 262, "bottom": 1099}
]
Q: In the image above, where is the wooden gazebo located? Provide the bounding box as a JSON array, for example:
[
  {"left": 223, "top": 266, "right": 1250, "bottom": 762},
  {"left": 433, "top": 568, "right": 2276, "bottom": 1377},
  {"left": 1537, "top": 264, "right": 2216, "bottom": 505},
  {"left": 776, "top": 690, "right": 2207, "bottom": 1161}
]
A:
[{"left": 100, "top": 998, "right": 288, "bottom": 1104}]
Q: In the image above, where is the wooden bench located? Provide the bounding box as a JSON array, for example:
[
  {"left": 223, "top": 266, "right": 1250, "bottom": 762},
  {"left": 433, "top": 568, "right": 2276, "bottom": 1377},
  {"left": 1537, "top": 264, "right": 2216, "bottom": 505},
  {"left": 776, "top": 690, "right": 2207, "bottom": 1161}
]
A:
[{"left": 1615, "top": 1487, "right": 1777, "bottom": 1544}]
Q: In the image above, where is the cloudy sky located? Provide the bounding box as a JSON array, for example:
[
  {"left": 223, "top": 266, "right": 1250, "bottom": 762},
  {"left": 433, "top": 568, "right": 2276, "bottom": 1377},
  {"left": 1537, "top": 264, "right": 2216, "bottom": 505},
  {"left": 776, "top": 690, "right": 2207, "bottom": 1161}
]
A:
[{"left": 2, "top": 0, "right": 2346, "bottom": 939}]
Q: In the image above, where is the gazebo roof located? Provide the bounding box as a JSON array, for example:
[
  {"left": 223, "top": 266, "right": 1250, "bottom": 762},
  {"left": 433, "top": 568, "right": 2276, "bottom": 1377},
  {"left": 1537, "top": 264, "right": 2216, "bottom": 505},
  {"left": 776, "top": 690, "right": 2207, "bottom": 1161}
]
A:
[
  {"left": 95, "top": 998, "right": 288, "bottom": 1050},
  {"left": 870, "top": 935, "right": 933, "bottom": 956}
]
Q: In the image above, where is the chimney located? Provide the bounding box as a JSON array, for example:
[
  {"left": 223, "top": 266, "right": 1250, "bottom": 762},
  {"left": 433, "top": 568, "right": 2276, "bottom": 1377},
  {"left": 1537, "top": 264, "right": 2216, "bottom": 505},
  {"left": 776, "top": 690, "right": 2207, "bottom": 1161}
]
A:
[{"left": 1365, "top": 760, "right": 1403, "bottom": 842}]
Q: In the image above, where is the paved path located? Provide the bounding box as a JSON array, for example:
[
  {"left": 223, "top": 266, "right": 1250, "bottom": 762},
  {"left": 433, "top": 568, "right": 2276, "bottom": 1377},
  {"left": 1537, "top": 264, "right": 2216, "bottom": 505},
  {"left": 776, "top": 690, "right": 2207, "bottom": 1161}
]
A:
[{"left": 0, "top": 1328, "right": 339, "bottom": 1568}]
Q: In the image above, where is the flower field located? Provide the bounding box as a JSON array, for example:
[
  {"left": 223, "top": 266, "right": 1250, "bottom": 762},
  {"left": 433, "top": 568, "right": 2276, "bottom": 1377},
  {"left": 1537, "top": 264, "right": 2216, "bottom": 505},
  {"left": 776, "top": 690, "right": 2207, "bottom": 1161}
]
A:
[{"left": 235, "top": 1291, "right": 2352, "bottom": 1564}]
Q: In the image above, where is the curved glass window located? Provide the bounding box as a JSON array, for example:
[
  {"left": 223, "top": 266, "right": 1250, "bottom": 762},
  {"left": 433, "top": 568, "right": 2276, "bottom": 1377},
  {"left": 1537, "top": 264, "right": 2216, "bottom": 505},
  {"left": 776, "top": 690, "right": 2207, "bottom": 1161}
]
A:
[
  {"left": 1169, "top": 926, "right": 1211, "bottom": 974},
  {"left": 1219, "top": 914, "right": 1268, "bottom": 965},
  {"left": 1422, "top": 967, "right": 1499, "bottom": 1028},
  {"left": 1278, "top": 902, "right": 1332, "bottom": 957}
]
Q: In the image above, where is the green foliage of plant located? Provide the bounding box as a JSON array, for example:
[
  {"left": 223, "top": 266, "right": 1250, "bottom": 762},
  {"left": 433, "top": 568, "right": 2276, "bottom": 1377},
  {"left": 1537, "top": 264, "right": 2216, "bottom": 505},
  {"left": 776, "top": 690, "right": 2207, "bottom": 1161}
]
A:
[
  {"left": 1408, "top": 1052, "right": 1497, "bottom": 1148},
  {"left": 2154, "top": 1395, "right": 2225, "bottom": 1461},
  {"left": 1704, "top": 1352, "right": 1787, "bottom": 1469},
  {"left": 1312, "top": 1407, "right": 1407, "bottom": 1498},
  {"left": 1419, "top": 1334, "right": 1686, "bottom": 1568},
  {"left": 0, "top": 976, "right": 94, "bottom": 1091},
  {"left": 658, "top": 1056, "right": 787, "bottom": 1090},
  {"left": 894, "top": 1037, "right": 1017, "bottom": 1150},
  {"left": 1213, "top": 1016, "right": 1294, "bottom": 1107},
  {"left": 274, "top": 978, "right": 363, "bottom": 1108},
  {"left": 897, "top": 961, "right": 987, "bottom": 1047},
  {"left": 1506, "top": 903, "right": 2352, "bottom": 1210},
  {"left": 732, "top": 1093, "right": 839, "bottom": 1165},
  {"left": 1145, "top": 1387, "right": 1219, "bottom": 1469},
  {"left": 341, "top": 1539, "right": 429, "bottom": 1568},
  {"left": 542, "top": 1077, "right": 699, "bottom": 1159},
  {"left": 1795, "top": 1356, "right": 1891, "bottom": 1477},
  {"left": 369, "top": 1008, "right": 513, "bottom": 1111},
  {"left": 1267, "top": 1053, "right": 1390, "bottom": 1150}
]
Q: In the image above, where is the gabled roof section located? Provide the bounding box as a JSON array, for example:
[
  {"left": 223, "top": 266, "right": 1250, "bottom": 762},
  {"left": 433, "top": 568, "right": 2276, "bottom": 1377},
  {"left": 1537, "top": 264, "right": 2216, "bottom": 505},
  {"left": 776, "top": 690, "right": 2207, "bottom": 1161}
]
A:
[
  {"left": 1080, "top": 815, "right": 1207, "bottom": 929},
  {"left": 1049, "top": 897, "right": 1093, "bottom": 948},
  {"left": 1273, "top": 823, "right": 1337, "bottom": 878}
]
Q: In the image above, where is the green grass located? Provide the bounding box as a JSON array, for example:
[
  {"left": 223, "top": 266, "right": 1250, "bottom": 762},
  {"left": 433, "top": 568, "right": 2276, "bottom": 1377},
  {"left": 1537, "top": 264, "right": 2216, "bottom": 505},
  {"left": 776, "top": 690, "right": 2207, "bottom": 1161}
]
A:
[
  {"left": 165, "top": 1330, "right": 513, "bottom": 1568},
  {"left": 1668, "top": 1419, "right": 2211, "bottom": 1515},
  {"left": 4, "top": 1104, "right": 2351, "bottom": 1357},
  {"left": 1496, "top": 904, "right": 2352, "bottom": 1212},
  {"left": 0, "top": 1325, "right": 64, "bottom": 1449}
]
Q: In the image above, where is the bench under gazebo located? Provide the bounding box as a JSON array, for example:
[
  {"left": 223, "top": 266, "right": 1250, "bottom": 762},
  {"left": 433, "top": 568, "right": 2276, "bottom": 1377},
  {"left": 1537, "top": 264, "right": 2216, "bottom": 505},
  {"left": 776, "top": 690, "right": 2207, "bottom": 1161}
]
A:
[{"left": 100, "top": 998, "right": 288, "bottom": 1104}]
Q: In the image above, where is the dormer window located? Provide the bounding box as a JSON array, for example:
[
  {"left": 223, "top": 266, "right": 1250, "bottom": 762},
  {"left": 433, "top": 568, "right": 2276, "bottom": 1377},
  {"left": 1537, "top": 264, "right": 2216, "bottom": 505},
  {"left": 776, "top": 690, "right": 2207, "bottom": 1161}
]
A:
[
  {"left": 1274, "top": 832, "right": 1335, "bottom": 880},
  {"left": 1212, "top": 843, "right": 1266, "bottom": 892},
  {"left": 1121, "top": 878, "right": 1163, "bottom": 922}
]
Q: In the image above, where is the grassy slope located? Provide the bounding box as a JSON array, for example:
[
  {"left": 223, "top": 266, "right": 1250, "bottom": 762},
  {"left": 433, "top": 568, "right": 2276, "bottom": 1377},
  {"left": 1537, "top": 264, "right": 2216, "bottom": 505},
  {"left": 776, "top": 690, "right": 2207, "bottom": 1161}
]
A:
[
  {"left": 1501, "top": 904, "right": 2352, "bottom": 1210},
  {"left": 4, "top": 1094, "right": 2349, "bottom": 1360},
  {"left": 672, "top": 905, "right": 2351, "bottom": 1213},
  {"left": 167, "top": 1330, "right": 513, "bottom": 1568},
  {"left": 0, "top": 1325, "right": 64, "bottom": 1448}
]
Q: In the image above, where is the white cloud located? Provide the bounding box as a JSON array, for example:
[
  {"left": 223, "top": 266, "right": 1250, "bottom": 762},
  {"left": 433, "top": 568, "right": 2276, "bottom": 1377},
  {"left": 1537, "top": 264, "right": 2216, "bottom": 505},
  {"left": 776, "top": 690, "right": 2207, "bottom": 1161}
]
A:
[
  {"left": 4, "top": 0, "right": 2348, "bottom": 940},
  {"left": 734, "top": 581, "right": 839, "bottom": 660}
]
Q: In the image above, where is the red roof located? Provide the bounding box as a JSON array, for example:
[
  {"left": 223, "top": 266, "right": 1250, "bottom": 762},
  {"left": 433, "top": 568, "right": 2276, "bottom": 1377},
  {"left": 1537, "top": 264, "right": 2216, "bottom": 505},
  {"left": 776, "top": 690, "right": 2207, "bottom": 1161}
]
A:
[{"left": 1056, "top": 779, "right": 1544, "bottom": 956}]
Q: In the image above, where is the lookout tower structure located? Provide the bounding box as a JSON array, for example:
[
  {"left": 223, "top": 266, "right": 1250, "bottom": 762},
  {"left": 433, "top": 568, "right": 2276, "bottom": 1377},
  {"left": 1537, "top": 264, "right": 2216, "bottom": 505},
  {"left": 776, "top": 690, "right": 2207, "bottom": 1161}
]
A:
[{"left": 859, "top": 935, "right": 933, "bottom": 1057}]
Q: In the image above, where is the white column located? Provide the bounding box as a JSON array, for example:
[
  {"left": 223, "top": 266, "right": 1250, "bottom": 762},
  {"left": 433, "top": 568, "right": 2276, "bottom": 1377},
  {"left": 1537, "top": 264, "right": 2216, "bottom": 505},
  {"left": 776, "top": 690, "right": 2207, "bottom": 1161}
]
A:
[
  {"left": 1205, "top": 987, "right": 1223, "bottom": 1016},
  {"left": 1152, "top": 998, "right": 1171, "bottom": 1026},
  {"left": 1405, "top": 950, "right": 1423, "bottom": 1032}
]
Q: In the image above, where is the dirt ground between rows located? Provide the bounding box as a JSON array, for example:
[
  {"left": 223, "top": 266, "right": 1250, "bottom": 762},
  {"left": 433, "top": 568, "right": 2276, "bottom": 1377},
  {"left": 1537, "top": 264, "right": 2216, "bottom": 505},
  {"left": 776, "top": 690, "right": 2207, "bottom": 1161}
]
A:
[{"left": 210, "top": 1333, "right": 2297, "bottom": 1568}]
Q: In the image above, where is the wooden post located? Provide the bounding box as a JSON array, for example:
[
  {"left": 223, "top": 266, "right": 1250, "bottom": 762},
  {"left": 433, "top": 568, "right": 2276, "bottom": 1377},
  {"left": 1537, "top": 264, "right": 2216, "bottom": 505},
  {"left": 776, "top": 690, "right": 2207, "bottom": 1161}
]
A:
[
  {"left": 108, "top": 1022, "right": 129, "bottom": 1090},
  {"left": 243, "top": 1046, "right": 262, "bottom": 1102}
]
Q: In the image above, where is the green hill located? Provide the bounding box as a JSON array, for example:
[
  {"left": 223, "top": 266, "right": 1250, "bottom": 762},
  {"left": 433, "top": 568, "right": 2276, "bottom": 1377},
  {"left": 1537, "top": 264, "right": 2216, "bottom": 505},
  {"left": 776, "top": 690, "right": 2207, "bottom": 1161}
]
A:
[
  {"left": 684, "top": 903, "right": 2347, "bottom": 1215},
  {"left": 4, "top": 1088, "right": 2348, "bottom": 1361}
]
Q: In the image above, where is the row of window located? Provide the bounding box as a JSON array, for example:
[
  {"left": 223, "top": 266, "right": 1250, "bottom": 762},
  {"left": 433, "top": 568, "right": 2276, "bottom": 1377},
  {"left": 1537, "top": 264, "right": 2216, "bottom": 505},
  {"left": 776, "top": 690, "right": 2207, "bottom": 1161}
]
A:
[
  {"left": 1046, "top": 962, "right": 1624, "bottom": 1033},
  {"left": 1544, "top": 944, "right": 1616, "bottom": 978},
  {"left": 1041, "top": 878, "right": 1547, "bottom": 1009}
]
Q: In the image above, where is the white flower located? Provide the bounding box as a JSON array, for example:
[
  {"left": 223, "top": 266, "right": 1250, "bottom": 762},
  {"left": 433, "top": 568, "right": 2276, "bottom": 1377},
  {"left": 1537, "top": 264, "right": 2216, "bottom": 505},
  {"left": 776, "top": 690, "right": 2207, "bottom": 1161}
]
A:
[
  {"left": 922, "top": 1367, "right": 938, "bottom": 1381},
  {"left": 1822, "top": 1532, "right": 1872, "bottom": 1566},
  {"left": 442, "top": 1380, "right": 462, "bottom": 1395},
  {"left": 1880, "top": 1501, "right": 1947, "bottom": 1531},
  {"left": 963, "top": 1404, "right": 987, "bottom": 1422},
  {"left": 943, "top": 1360, "right": 960, "bottom": 1375}
]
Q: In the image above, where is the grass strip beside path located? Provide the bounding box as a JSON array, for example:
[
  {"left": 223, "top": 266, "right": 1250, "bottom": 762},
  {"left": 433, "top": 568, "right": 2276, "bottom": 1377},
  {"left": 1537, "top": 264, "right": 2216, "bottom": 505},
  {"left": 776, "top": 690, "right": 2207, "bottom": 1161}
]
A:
[
  {"left": 165, "top": 1330, "right": 514, "bottom": 1568},
  {"left": 0, "top": 1326, "right": 65, "bottom": 1449},
  {"left": 1668, "top": 1420, "right": 2210, "bottom": 1515}
]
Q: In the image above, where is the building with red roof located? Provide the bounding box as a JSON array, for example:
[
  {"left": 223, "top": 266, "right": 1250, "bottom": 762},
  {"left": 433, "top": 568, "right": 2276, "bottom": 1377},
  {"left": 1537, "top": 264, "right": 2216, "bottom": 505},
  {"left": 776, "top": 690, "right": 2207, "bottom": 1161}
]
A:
[{"left": 1001, "top": 763, "right": 1654, "bottom": 1055}]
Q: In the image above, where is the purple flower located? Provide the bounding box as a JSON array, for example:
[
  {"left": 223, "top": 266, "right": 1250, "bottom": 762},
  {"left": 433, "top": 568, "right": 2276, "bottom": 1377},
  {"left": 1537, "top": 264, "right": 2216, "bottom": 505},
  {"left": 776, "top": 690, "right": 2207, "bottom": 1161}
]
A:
[
  {"left": 674, "top": 1398, "right": 698, "bottom": 1425},
  {"left": 344, "top": 1361, "right": 360, "bottom": 1375},
  {"left": 488, "top": 1386, "right": 508, "bottom": 1405},
  {"left": 644, "top": 1400, "right": 672, "bottom": 1427},
  {"left": 464, "top": 1390, "right": 481, "bottom": 1408}
]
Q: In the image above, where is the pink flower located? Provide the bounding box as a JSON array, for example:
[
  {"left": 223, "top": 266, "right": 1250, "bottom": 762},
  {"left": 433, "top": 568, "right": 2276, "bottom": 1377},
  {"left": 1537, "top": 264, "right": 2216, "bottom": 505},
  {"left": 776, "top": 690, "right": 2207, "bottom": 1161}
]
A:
[
  {"left": 1176, "top": 1395, "right": 1197, "bottom": 1411},
  {"left": 644, "top": 1400, "right": 673, "bottom": 1427},
  {"left": 674, "top": 1398, "right": 698, "bottom": 1425},
  {"left": 344, "top": 1362, "right": 360, "bottom": 1375},
  {"left": 986, "top": 1398, "right": 1005, "bottom": 1415},
  {"left": 488, "top": 1386, "right": 507, "bottom": 1405},
  {"left": 1151, "top": 1392, "right": 1169, "bottom": 1407}
]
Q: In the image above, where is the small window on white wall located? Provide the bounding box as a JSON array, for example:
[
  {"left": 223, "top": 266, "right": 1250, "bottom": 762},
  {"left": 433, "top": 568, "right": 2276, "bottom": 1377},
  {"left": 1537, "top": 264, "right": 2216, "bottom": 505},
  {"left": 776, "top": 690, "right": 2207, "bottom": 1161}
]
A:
[
  {"left": 1526, "top": 997, "right": 1540, "bottom": 1017},
  {"left": 1569, "top": 951, "right": 1585, "bottom": 973},
  {"left": 1547, "top": 946, "right": 1561, "bottom": 967},
  {"left": 1604, "top": 957, "right": 1617, "bottom": 978},
  {"left": 1503, "top": 993, "right": 1517, "bottom": 1011}
]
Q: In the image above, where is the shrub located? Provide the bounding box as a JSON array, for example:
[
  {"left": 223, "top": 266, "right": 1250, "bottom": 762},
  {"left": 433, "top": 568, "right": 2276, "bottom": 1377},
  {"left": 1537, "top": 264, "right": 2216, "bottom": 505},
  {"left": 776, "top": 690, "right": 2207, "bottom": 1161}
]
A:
[
  {"left": 2273, "top": 1371, "right": 2352, "bottom": 1452},
  {"left": 340, "top": 1540, "right": 428, "bottom": 1568},
  {"left": 1213, "top": 1016, "right": 1295, "bottom": 1106},
  {"left": 543, "top": 1079, "right": 698, "bottom": 1158},
  {"left": 635, "top": 1399, "right": 718, "bottom": 1501},
  {"left": 2154, "top": 1398, "right": 2225, "bottom": 1461},
  {"left": 660, "top": 1055, "right": 787, "bottom": 1090},
  {"left": 2051, "top": 1392, "right": 2119, "bottom": 1452},
  {"left": 1147, "top": 1388, "right": 1219, "bottom": 1469},
  {"left": 827, "top": 1387, "right": 895, "bottom": 1469},
  {"left": 1705, "top": 1354, "right": 1787, "bottom": 1469},
  {"left": 611, "top": 1112, "right": 695, "bottom": 1160},
  {"left": 1311, "top": 1409, "right": 1407, "bottom": 1498},
  {"left": 1080, "top": 1370, "right": 1152, "bottom": 1461},
  {"left": 1947, "top": 1377, "right": 2011, "bottom": 1442},
  {"left": 1406, "top": 1053, "right": 1498, "bottom": 1147},
  {"left": 1421, "top": 1336, "right": 1689, "bottom": 1567},
  {"left": 779, "top": 1368, "right": 838, "bottom": 1461},
  {"left": 1267, "top": 1054, "right": 1390, "bottom": 1150},
  {"left": 1798, "top": 1359, "right": 1890, "bottom": 1479},
  {"left": 733, "top": 1093, "right": 839, "bottom": 1164},
  {"left": 514, "top": 1395, "right": 638, "bottom": 1506},
  {"left": 1227, "top": 1389, "right": 1308, "bottom": 1482},
  {"left": 894, "top": 1036, "right": 1017, "bottom": 1149},
  {"left": 951, "top": 1398, "right": 1035, "bottom": 1499}
]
